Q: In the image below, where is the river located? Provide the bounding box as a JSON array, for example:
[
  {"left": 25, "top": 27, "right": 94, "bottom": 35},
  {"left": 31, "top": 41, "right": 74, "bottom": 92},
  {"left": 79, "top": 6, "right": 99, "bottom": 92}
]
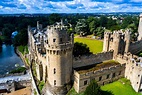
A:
[{"left": 0, "top": 44, "right": 24, "bottom": 75}]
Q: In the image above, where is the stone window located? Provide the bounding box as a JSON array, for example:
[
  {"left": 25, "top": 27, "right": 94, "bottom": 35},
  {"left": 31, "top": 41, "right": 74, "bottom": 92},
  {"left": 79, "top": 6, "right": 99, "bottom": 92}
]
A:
[
  {"left": 53, "top": 39, "right": 56, "bottom": 42},
  {"left": 119, "top": 71, "right": 121, "bottom": 75},
  {"left": 112, "top": 73, "right": 115, "bottom": 78},
  {"left": 54, "top": 80, "right": 56, "bottom": 85},
  {"left": 60, "top": 38, "right": 62, "bottom": 43},
  {"left": 137, "top": 82, "right": 138, "bottom": 84},
  {"left": 84, "top": 80, "right": 88, "bottom": 85},
  {"left": 54, "top": 68, "right": 56, "bottom": 74},
  {"left": 138, "top": 75, "right": 140, "bottom": 77},
  {"left": 99, "top": 76, "right": 102, "bottom": 81},
  {"left": 106, "top": 74, "right": 110, "bottom": 79}
]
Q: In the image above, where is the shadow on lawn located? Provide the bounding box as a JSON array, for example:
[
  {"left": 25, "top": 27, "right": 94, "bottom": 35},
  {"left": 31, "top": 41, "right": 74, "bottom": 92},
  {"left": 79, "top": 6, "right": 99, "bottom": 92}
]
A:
[{"left": 101, "top": 90, "right": 114, "bottom": 95}]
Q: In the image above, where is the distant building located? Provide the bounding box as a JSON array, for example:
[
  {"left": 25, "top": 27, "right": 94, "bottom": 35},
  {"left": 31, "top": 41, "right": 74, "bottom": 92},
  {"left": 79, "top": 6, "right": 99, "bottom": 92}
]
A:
[{"left": 11, "top": 31, "right": 18, "bottom": 38}]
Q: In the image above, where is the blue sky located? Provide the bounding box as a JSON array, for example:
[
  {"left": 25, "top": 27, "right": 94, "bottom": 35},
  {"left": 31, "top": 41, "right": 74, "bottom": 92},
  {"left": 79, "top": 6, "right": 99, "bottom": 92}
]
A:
[{"left": 0, "top": 0, "right": 142, "bottom": 14}]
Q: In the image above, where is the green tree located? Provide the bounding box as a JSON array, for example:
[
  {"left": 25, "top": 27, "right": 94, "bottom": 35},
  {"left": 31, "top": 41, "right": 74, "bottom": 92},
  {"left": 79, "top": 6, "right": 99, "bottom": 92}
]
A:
[
  {"left": 49, "top": 13, "right": 61, "bottom": 24},
  {"left": 84, "top": 80, "right": 101, "bottom": 95},
  {"left": 13, "top": 29, "right": 28, "bottom": 46},
  {"left": 0, "top": 38, "right": 2, "bottom": 46},
  {"left": 75, "top": 19, "right": 88, "bottom": 35},
  {"left": 99, "top": 16, "right": 108, "bottom": 27},
  {"left": 94, "top": 27, "right": 105, "bottom": 39},
  {"left": 87, "top": 17, "right": 99, "bottom": 34},
  {"left": 73, "top": 42, "right": 91, "bottom": 57}
]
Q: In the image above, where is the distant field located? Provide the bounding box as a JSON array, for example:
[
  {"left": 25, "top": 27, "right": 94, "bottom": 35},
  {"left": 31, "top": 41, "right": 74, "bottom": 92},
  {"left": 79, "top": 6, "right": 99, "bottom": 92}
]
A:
[
  {"left": 74, "top": 38, "right": 103, "bottom": 54},
  {"left": 101, "top": 78, "right": 142, "bottom": 95}
]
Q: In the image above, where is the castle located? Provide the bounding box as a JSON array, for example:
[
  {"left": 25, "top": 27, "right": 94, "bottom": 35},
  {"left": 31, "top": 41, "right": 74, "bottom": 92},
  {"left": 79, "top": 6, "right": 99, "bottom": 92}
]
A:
[{"left": 28, "top": 14, "right": 142, "bottom": 95}]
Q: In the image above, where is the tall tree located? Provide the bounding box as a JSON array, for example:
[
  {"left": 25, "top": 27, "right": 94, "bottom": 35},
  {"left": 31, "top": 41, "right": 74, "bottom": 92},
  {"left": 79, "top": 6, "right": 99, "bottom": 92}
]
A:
[
  {"left": 87, "top": 17, "right": 99, "bottom": 34},
  {"left": 75, "top": 19, "right": 88, "bottom": 35}
]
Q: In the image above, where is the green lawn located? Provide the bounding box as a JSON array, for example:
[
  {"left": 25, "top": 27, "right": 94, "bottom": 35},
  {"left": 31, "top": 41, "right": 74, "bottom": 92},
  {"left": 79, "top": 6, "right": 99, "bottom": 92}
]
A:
[
  {"left": 101, "top": 78, "right": 142, "bottom": 95},
  {"left": 74, "top": 38, "right": 103, "bottom": 54},
  {"left": 67, "top": 78, "right": 141, "bottom": 95}
]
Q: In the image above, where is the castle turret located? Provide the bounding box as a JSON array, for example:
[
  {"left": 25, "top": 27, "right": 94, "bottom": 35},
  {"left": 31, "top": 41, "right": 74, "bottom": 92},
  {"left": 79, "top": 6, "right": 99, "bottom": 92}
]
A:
[
  {"left": 103, "top": 32, "right": 111, "bottom": 52},
  {"left": 45, "top": 22, "right": 74, "bottom": 94},
  {"left": 138, "top": 14, "right": 142, "bottom": 40},
  {"left": 113, "top": 31, "right": 121, "bottom": 58},
  {"left": 125, "top": 29, "right": 131, "bottom": 53}
]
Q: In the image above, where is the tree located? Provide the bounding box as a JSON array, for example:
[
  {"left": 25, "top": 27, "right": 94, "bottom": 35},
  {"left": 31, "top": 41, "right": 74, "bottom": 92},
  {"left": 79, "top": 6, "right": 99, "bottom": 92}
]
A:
[
  {"left": 87, "top": 17, "right": 99, "bottom": 34},
  {"left": 75, "top": 19, "right": 88, "bottom": 36},
  {"left": 99, "top": 16, "right": 108, "bottom": 27},
  {"left": 73, "top": 42, "right": 91, "bottom": 57},
  {"left": 0, "top": 38, "right": 2, "bottom": 46},
  {"left": 84, "top": 80, "right": 101, "bottom": 95},
  {"left": 94, "top": 27, "right": 105, "bottom": 39},
  {"left": 49, "top": 13, "right": 61, "bottom": 25},
  {"left": 13, "top": 29, "right": 28, "bottom": 46}
]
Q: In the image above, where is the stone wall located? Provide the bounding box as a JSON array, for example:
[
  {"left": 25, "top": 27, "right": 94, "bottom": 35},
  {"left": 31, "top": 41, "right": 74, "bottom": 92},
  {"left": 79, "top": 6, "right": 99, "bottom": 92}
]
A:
[
  {"left": 73, "top": 63, "right": 125, "bottom": 93},
  {"left": 116, "top": 53, "right": 142, "bottom": 92},
  {"left": 129, "top": 40, "right": 142, "bottom": 54},
  {"left": 73, "top": 51, "right": 113, "bottom": 68}
]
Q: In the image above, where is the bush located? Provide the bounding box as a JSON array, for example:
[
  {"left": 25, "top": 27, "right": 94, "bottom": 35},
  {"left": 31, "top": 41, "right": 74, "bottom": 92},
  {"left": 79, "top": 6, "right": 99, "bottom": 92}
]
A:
[
  {"left": 73, "top": 42, "right": 92, "bottom": 57},
  {"left": 38, "top": 81, "right": 45, "bottom": 93},
  {"left": 84, "top": 80, "right": 101, "bottom": 95},
  {"left": 9, "top": 67, "right": 26, "bottom": 74}
]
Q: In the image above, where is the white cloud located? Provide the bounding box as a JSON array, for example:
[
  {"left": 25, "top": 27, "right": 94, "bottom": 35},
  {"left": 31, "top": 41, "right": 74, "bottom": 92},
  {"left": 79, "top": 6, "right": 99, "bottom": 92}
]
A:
[{"left": 0, "top": 0, "right": 142, "bottom": 13}]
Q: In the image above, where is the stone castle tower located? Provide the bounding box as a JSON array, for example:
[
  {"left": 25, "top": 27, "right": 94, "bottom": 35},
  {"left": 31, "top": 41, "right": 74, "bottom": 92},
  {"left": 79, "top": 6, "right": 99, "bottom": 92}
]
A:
[
  {"left": 103, "top": 29, "right": 130, "bottom": 58},
  {"left": 45, "top": 22, "right": 74, "bottom": 94},
  {"left": 138, "top": 13, "right": 142, "bottom": 40}
]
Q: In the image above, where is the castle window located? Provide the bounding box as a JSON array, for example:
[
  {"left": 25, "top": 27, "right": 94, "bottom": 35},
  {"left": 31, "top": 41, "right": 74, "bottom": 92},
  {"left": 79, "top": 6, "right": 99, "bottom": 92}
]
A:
[
  {"left": 54, "top": 80, "right": 56, "bottom": 85},
  {"left": 84, "top": 80, "right": 88, "bottom": 85},
  {"left": 54, "top": 68, "right": 56, "bottom": 74},
  {"left": 99, "top": 76, "right": 102, "bottom": 81},
  {"left": 119, "top": 71, "right": 121, "bottom": 75},
  {"left": 137, "top": 82, "right": 139, "bottom": 84},
  {"left": 112, "top": 73, "right": 115, "bottom": 78},
  {"left": 138, "top": 75, "right": 140, "bottom": 77},
  {"left": 53, "top": 39, "right": 56, "bottom": 42},
  {"left": 106, "top": 74, "right": 110, "bottom": 79},
  {"left": 60, "top": 38, "right": 62, "bottom": 43}
]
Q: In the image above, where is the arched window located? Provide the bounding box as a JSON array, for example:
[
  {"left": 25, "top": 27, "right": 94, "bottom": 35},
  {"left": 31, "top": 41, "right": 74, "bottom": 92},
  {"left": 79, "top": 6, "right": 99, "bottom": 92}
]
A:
[
  {"left": 54, "top": 68, "right": 56, "bottom": 74},
  {"left": 54, "top": 80, "right": 56, "bottom": 85}
]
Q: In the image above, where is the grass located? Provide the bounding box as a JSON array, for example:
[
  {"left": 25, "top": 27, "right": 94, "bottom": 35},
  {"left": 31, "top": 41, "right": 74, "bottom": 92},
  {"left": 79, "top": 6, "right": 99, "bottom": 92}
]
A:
[
  {"left": 74, "top": 38, "right": 103, "bottom": 54},
  {"left": 67, "top": 78, "right": 141, "bottom": 95},
  {"left": 18, "top": 45, "right": 29, "bottom": 54},
  {"left": 67, "top": 87, "right": 84, "bottom": 95},
  {"left": 38, "top": 80, "right": 45, "bottom": 93},
  {"left": 101, "top": 78, "right": 142, "bottom": 95}
]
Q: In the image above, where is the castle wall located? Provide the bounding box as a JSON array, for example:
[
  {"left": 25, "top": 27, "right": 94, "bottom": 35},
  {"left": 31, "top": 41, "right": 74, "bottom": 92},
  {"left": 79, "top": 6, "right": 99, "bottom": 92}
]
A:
[
  {"left": 73, "top": 64, "right": 125, "bottom": 93},
  {"left": 73, "top": 51, "right": 113, "bottom": 68},
  {"left": 129, "top": 40, "right": 142, "bottom": 54},
  {"left": 116, "top": 54, "right": 142, "bottom": 92}
]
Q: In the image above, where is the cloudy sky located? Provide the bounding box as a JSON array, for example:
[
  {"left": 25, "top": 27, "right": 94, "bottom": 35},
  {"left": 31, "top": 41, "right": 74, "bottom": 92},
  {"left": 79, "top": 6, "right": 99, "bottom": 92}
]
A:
[{"left": 0, "top": 0, "right": 142, "bottom": 14}]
